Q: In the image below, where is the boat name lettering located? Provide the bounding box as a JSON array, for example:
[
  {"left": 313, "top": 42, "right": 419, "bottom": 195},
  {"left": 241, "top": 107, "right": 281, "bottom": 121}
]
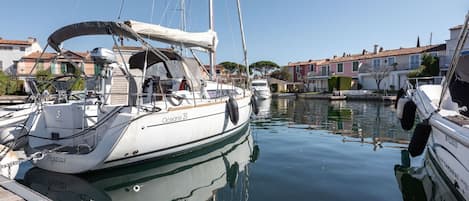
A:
[
  {"left": 49, "top": 156, "right": 66, "bottom": 163},
  {"left": 162, "top": 113, "right": 188, "bottom": 123},
  {"left": 445, "top": 135, "right": 458, "bottom": 148}
]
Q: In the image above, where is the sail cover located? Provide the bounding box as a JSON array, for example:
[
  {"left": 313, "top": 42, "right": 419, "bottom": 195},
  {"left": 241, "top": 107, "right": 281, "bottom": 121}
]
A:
[{"left": 126, "top": 20, "right": 218, "bottom": 52}]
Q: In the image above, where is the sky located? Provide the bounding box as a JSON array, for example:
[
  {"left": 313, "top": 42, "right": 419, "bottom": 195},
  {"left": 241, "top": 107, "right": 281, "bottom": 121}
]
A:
[{"left": 1, "top": 0, "right": 469, "bottom": 66}]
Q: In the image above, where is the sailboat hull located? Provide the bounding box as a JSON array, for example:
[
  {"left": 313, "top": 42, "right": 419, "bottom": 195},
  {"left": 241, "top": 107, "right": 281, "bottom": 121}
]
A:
[{"left": 26, "top": 95, "right": 252, "bottom": 173}]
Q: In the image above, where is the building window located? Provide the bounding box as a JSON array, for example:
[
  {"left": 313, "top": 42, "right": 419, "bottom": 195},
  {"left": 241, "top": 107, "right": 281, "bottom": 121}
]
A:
[
  {"left": 373, "top": 59, "right": 381, "bottom": 69},
  {"left": 19, "top": 47, "right": 26, "bottom": 51},
  {"left": 352, "top": 61, "right": 359, "bottom": 72},
  {"left": 296, "top": 65, "right": 300, "bottom": 73},
  {"left": 310, "top": 64, "right": 315, "bottom": 72},
  {"left": 337, "top": 63, "right": 343, "bottom": 73},
  {"left": 321, "top": 66, "right": 327, "bottom": 76},
  {"left": 0, "top": 46, "right": 13, "bottom": 50},
  {"left": 429, "top": 52, "right": 438, "bottom": 57},
  {"left": 387, "top": 57, "right": 395, "bottom": 66},
  {"left": 410, "top": 55, "right": 420, "bottom": 69}
]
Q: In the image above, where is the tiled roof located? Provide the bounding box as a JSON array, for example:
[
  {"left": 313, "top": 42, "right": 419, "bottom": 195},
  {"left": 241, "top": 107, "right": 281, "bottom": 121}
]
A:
[
  {"left": 330, "top": 44, "right": 446, "bottom": 63},
  {"left": 288, "top": 59, "right": 327, "bottom": 66},
  {"left": 0, "top": 39, "right": 32, "bottom": 46},
  {"left": 22, "top": 51, "right": 91, "bottom": 60},
  {"left": 450, "top": 25, "right": 463, "bottom": 30},
  {"left": 22, "top": 52, "right": 56, "bottom": 59}
]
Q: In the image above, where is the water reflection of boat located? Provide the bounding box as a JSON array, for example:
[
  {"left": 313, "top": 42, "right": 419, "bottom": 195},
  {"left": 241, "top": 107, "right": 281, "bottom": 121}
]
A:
[
  {"left": 253, "top": 98, "right": 271, "bottom": 119},
  {"left": 21, "top": 125, "right": 257, "bottom": 201},
  {"left": 394, "top": 152, "right": 462, "bottom": 201}
]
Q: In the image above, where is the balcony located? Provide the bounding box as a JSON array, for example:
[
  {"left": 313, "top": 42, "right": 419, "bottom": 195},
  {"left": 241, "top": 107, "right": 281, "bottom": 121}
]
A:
[{"left": 307, "top": 71, "right": 331, "bottom": 79}]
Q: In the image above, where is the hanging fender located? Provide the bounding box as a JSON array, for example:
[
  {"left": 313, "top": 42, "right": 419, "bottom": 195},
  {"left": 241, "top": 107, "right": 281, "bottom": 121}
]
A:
[
  {"left": 226, "top": 96, "right": 239, "bottom": 125},
  {"left": 408, "top": 122, "right": 431, "bottom": 157},
  {"left": 250, "top": 95, "right": 259, "bottom": 115},
  {"left": 395, "top": 88, "right": 405, "bottom": 109},
  {"left": 400, "top": 99, "right": 416, "bottom": 130},
  {"left": 396, "top": 97, "right": 410, "bottom": 119}
]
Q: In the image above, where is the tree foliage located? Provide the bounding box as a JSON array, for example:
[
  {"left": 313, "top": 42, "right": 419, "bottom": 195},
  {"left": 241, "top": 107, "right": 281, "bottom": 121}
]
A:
[
  {"left": 218, "top": 61, "right": 247, "bottom": 74},
  {"left": 36, "top": 69, "right": 53, "bottom": 93},
  {"left": 249, "top": 60, "right": 280, "bottom": 76},
  {"left": 408, "top": 54, "right": 439, "bottom": 78},
  {"left": 270, "top": 66, "right": 290, "bottom": 81}
]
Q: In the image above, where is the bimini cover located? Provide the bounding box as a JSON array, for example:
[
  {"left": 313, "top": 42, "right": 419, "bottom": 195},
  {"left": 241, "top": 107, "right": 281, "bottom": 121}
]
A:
[
  {"left": 126, "top": 20, "right": 218, "bottom": 52},
  {"left": 47, "top": 21, "right": 138, "bottom": 52}
]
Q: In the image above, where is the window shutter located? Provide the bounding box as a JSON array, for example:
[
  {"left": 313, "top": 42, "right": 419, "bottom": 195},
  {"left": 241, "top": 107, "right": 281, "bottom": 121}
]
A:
[{"left": 61, "top": 63, "right": 66, "bottom": 73}]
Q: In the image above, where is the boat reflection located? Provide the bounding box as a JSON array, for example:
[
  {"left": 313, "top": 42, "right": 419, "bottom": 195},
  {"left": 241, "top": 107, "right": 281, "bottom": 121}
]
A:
[
  {"left": 252, "top": 98, "right": 271, "bottom": 120},
  {"left": 269, "top": 98, "right": 410, "bottom": 149},
  {"left": 394, "top": 151, "right": 463, "bottom": 201},
  {"left": 21, "top": 125, "right": 258, "bottom": 201}
]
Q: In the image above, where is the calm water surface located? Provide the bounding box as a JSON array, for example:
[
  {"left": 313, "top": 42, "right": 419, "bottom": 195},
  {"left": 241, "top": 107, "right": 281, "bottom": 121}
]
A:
[{"left": 17, "top": 98, "right": 430, "bottom": 201}]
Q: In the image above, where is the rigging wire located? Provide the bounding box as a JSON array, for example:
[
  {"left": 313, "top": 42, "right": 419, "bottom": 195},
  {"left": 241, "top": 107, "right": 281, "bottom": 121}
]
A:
[
  {"left": 117, "top": 0, "right": 125, "bottom": 20},
  {"left": 150, "top": 0, "right": 156, "bottom": 23},
  {"left": 160, "top": 0, "right": 172, "bottom": 25}
]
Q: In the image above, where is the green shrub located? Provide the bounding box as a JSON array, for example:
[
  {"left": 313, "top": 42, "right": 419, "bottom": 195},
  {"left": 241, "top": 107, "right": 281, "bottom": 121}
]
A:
[
  {"left": 0, "top": 71, "right": 8, "bottom": 95},
  {"left": 328, "top": 76, "right": 352, "bottom": 92}
]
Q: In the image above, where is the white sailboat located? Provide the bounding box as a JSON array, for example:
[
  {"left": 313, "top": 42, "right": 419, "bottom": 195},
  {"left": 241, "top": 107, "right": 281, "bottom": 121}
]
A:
[
  {"left": 396, "top": 12, "right": 469, "bottom": 200},
  {"left": 21, "top": 0, "right": 254, "bottom": 174},
  {"left": 22, "top": 125, "right": 256, "bottom": 201}
]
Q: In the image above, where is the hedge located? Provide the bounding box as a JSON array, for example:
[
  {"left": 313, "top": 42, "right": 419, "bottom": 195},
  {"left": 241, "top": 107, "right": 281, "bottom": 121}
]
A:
[{"left": 328, "top": 76, "right": 352, "bottom": 92}]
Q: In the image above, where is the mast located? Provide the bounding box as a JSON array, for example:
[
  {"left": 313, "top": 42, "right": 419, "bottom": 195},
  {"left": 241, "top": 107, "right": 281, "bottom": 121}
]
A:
[
  {"left": 180, "top": 0, "right": 187, "bottom": 55},
  {"left": 209, "top": 0, "right": 216, "bottom": 80},
  {"left": 236, "top": 0, "right": 250, "bottom": 81}
]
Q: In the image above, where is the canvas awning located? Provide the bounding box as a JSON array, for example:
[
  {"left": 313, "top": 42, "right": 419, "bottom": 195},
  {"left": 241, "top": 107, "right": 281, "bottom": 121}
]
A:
[{"left": 47, "top": 21, "right": 138, "bottom": 52}]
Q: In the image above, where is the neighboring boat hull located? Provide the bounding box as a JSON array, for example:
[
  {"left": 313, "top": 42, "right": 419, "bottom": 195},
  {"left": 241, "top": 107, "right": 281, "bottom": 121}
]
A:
[
  {"left": 410, "top": 85, "right": 469, "bottom": 200},
  {"left": 27, "top": 95, "right": 252, "bottom": 173}
]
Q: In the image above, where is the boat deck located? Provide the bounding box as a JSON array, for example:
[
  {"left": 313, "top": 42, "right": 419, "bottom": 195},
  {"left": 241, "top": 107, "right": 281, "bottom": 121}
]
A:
[{"left": 444, "top": 115, "right": 469, "bottom": 127}]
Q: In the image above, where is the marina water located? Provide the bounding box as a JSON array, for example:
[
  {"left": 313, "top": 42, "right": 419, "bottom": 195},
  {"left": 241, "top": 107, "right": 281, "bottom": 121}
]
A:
[{"left": 15, "top": 98, "right": 441, "bottom": 201}]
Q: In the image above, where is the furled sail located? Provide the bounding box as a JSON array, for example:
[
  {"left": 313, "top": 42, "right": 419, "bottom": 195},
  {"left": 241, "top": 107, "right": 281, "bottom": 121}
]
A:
[{"left": 126, "top": 20, "right": 218, "bottom": 52}]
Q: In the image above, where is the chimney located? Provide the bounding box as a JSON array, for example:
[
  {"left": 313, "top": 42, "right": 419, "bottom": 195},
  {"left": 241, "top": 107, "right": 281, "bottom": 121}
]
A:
[
  {"left": 373, "top": 44, "right": 379, "bottom": 54},
  {"left": 379, "top": 47, "right": 384, "bottom": 52},
  {"left": 333, "top": 55, "right": 337, "bottom": 59},
  {"left": 362, "top": 49, "right": 367, "bottom": 55},
  {"left": 27, "top": 37, "right": 36, "bottom": 43},
  {"left": 342, "top": 52, "right": 346, "bottom": 57},
  {"left": 416, "top": 36, "right": 420, "bottom": 47}
]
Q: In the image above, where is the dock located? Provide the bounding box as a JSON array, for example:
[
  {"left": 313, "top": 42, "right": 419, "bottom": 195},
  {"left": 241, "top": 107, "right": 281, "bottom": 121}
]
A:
[
  {"left": 0, "top": 96, "right": 28, "bottom": 105},
  {"left": 0, "top": 175, "right": 50, "bottom": 201},
  {"left": 296, "top": 93, "right": 347, "bottom": 101},
  {"left": 296, "top": 93, "right": 396, "bottom": 102}
]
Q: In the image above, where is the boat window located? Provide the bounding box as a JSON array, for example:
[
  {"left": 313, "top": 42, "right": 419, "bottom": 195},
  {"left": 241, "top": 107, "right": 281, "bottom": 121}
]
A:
[
  {"left": 147, "top": 62, "right": 170, "bottom": 80},
  {"left": 166, "top": 60, "right": 186, "bottom": 79},
  {"left": 206, "top": 89, "right": 238, "bottom": 99}
]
